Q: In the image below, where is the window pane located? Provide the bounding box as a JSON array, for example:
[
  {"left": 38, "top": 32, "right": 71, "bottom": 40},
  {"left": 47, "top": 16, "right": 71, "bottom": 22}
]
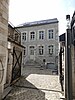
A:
[
  {"left": 30, "top": 50, "right": 34, "bottom": 55},
  {"left": 30, "top": 46, "right": 34, "bottom": 55},
  {"left": 42, "top": 34, "right": 44, "bottom": 39},
  {"left": 22, "top": 33, "right": 26, "bottom": 41},
  {"left": 48, "top": 29, "right": 53, "bottom": 39},
  {"left": 39, "top": 31, "right": 44, "bottom": 39},
  {"left": 39, "top": 46, "right": 44, "bottom": 55},
  {"left": 52, "top": 33, "right": 53, "bottom": 38},
  {"left": 22, "top": 36, "right": 24, "bottom": 40},
  {"left": 48, "top": 45, "right": 54, "bottom": 55},
  {"left": 30, "top": 32, "right": 35, "bottom": 40},
  {"left": 39, "top": 34, "right": 41, "bottom": 39}
]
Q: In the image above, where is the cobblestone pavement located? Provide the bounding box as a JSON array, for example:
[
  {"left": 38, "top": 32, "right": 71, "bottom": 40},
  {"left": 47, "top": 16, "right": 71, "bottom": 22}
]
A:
[{"left": 5, "top": 65, "right": 64, "bottom": 100}]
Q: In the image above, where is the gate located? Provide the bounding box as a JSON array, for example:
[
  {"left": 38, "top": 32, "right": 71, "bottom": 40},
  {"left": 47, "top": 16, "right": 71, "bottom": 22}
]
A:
[{"left": 11, "top": 47, "right": 22, "bottom": 82}]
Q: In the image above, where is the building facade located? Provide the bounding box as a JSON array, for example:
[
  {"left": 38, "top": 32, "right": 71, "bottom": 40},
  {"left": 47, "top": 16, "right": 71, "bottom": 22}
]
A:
[
  {"left": 0, "top": 0, "right": 9, "bottom": 99},
  {"left": 7, "top": 23, "right": 24, "bottom": 84},
  {"left": 16, "top": 18, "right": 59, "bottom": 70}
]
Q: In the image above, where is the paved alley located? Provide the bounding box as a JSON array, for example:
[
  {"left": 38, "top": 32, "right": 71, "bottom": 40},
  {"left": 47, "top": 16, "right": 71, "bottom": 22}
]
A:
[{"left": 5, "top": 65, "right": 64, "bottom": 100}]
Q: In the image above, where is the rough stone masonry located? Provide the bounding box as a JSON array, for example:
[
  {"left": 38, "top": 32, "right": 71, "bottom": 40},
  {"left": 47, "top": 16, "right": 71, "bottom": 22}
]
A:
[{"left": 0, "top": 0, "right": 9, "bottom": 99}]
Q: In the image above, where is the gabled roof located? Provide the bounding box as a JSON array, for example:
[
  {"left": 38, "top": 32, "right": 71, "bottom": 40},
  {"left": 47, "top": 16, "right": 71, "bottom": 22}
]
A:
[{"left": 16, "top": 18, "right": 58, "bottom": 28}]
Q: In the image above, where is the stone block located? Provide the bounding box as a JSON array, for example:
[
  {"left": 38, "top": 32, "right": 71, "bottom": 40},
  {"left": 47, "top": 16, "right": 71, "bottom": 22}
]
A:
[{"left": 0, "top": 0, "right": 8, "bottom": 99}]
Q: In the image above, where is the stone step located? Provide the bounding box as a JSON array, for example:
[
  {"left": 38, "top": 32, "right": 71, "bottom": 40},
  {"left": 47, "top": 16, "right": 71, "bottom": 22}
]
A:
[
  {"left": 26, "top": 60, "right": 35, "bottom": 63},
  {"left": 25, "top": 63, "right": 41, "bottom": 66},
  {"left": 23, "top": 65, "right": 41, "bottom": 69},
  {"left": 26, "top": 60, "right": 42, "bottom": 64},
  {"left": 25, "top": 63, "right": 41, "bottom": 67}
]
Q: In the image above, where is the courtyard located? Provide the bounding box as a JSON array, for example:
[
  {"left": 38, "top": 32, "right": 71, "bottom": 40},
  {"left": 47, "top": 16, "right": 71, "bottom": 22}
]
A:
[{"left": 5, "top": 64, "right": 64, "bottom": 100}]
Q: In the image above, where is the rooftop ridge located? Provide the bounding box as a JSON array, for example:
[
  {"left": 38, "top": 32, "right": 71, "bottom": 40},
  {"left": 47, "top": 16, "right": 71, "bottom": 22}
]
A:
[{"left": 16, "top": 18, "right": 58, "bottom": 28}]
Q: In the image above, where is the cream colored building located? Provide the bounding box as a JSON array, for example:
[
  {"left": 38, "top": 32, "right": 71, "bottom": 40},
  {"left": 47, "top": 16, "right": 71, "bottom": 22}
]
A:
[{"left": 16, "top": 18, "right": 59, "bottom": 70}]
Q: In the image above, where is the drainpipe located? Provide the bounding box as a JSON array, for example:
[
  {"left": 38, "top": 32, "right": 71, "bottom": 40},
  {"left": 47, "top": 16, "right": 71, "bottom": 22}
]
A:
[{"left": 65, "top": 15, "right": 73, "bottom": 100}]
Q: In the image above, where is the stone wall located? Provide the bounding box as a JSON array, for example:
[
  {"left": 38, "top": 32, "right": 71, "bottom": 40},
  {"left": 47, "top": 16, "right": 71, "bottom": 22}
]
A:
[
  {"left": 17, "top": 22, "right": 59, "bottom": 69},
  {"left": 0, "top": 0, "right": 9, "bottom": 99}
]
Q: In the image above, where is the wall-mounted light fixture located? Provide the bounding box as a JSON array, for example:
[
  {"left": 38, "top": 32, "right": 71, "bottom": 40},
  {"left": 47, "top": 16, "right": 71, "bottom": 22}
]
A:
[
  {"left": 66, "top": 15, "right": 70, "bottom": 29},
  {"left": 8, "top": 42, "right": 11, "bottom": 50}
]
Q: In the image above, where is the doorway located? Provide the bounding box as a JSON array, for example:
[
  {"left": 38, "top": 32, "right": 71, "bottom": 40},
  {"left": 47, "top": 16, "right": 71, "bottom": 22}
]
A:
[{"left": 29, "top": 46, "right": 35, "bottom": 60}]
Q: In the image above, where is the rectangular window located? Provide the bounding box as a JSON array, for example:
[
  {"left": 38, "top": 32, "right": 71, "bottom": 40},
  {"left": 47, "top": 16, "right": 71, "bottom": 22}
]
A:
[
  {"left": 39, "top": 31, "right": 44, "bottom": 39},
  {"left": 30, "top": 46, "right": 34, "bottom": 55},
  {"left": 48, "top": 45, "right": 54, "bottom": 55},
  {"left": 48, "top": 29, "right": 53, "bottom": 39},
  {"left": 39, "top": 46, "right": 44, "bottom": 55},
  {"left": 22, "top": 33, "right": 26, "bottom": 41},
  {"left": 30, "top": 32, "right": 35, "bottom": 40}
]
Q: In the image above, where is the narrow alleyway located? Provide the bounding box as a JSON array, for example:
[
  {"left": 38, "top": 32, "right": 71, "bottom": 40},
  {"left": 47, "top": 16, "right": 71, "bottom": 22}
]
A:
[{"left": 5, "top": 63, "right": 64, "bottom": 100}]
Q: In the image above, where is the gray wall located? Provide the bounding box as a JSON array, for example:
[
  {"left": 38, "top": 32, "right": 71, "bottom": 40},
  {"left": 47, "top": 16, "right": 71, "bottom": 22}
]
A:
[{"left": 17, "top": 22, "right": 59, "bottom": 69}]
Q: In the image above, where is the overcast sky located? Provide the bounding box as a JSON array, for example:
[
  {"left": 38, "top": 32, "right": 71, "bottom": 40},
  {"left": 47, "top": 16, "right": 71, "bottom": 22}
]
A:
[{"left": 9, "top": 0, "right": 75, "bottom": 35}]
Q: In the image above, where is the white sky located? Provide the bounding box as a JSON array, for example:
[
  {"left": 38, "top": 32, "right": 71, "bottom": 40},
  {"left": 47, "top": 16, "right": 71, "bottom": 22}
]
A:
[{"left": 9, "top": 0, "right": 75, "bottom": 35}]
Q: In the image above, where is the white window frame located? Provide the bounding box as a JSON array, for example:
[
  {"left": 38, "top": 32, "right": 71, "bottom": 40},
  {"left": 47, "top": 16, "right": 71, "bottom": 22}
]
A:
[
  {"left": 48, "top": 45, "right": 55, "bottom": 55},
  {"left": 30, "top": 46, "right": 35, "bottom": 55},
  {"left": 29, "top": 31, "right": 36, "bottom": 41},
  {"left": 21, "top": 31, "right": 27, "bottom": 41},
  {"left": 23, "top": 47, "right": 26, "bottom": 56},
  {"left": 28, "top": 45, "right": 36, "bottom": 55},
  {"left": 38, "top": 29, "right": 45, "bottom": 40},
  {"left": 47, "top": 28, "right": 55, "bottom": 40},
  {"left": 38, "top": 45, "right": 44, "bottom": 55}
]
